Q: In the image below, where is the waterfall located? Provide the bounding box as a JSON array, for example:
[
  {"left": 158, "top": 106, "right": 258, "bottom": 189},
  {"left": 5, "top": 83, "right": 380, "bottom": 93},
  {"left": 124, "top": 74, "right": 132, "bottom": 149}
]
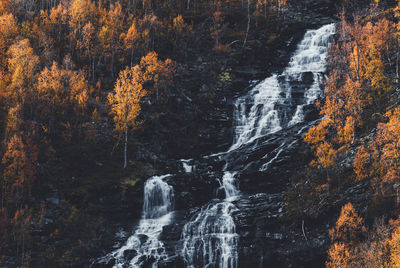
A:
[
  {"left": 222, "top": 171, "right": 239, "bottom": 199},
  {"left": 182, "top": 23, "right": 335, "bottom": 268},
  {"left": 99, "top": 175, "right": 174, "bottom": 267},
  {"left": 181, "top": 167, "right": 240, "bottom": 268},
  {"left": 231, "top": 23, "right": 335, "bottom": 151},
  {"left": 181, "top": 175, "right": 239, "bottom": 268},
  {"left": 98, "top": 23, "right": 335, "bottom": 268},
  {"left": 143, "top": 175, "right": 174, "bottom": 219},
  {"left": 181, "top": 200, "right": 239, "bottom": 268}
]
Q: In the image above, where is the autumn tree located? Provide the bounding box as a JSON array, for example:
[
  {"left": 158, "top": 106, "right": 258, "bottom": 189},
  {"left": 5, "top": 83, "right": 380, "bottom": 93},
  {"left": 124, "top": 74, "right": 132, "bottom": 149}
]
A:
[
  {"left": 211, "top": 11, "right": 228, "bottom": 51},
  {"left": 121, "top": 21, "right": 139, "bottom": 67},
  {"left": 0, "top": 0, "right": 10, "bottom": 14},
  {"left": 171, "top": 15, "right": 192, "bottom": 56},
  {"left": 136, "top": 14, "right": 163, "bottom": 54},
  {"left": 35, "top": 61, "right": 89, "bottom": 137},
  {"left": 69, "top": 0, "right": 93, "bottom": 30},
  {"left": 98, "top": 1, "right": 124, "bottom": 78},
  {"left": 108, "top": 65, "right": 146, "bottom": 169},
  {"left": 43, "top": 4, "right": 70, "bottom": 61},
  {"left": 326, "top": 203, "right": 366, "bottom": 267},
  {"left": 7, "top": 39, "right": 39, "bottom": 110},
  {"left": 329, "top": 203, "right": 365, "bottom": 244},
  {"left": 11, "top": 209, "right": 32, "bottom": 266},
  {"left": 69, "top": 0, "right": 99, "bottom": 70},
  {"left": 390, "top": 225, "right": 400, "bottom": 267},
  {"left": 0, "top": 13, "right": 18, "bottom": 72},
  {"left": 108, "top": 52, "right": 175, "bottom": 168},
  {"left": 139, "top": 51, "right": 175, "bottom": 103},
  {"left": 326, "top": 242, "right": 352, "bottom": 268},
  {"left": 330, "top": 218, "right": 392, "bottom": 268},
  {"left": 353, "top": 145, "right": 373, "bottom": 181},
  {"left": 304, "top": 118, "right": 337, "bottom": 170},
  {"left": 353, "top": 108, "right": 400, "bottom": 196},
  {"left": 77, "top": 21, "right": 97, "bottom": 79},
  {"left": 1, "top": 134, "right": 38, "bottom": 208},
  {"left": 172, "top": 15, "right": 190, "bottom": 36}
]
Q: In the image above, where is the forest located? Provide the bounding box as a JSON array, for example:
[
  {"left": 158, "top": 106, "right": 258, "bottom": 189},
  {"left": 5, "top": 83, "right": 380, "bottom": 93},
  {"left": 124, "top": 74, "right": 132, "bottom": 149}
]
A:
[{"left": 0, "top": 0, "right": 400, "bottom": 266}]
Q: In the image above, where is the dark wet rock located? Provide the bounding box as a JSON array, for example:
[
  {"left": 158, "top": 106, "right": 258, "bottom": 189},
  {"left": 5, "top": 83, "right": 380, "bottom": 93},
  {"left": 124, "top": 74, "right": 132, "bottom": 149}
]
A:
[
  {"left": 301, "top": 71, "right": 314, "bottom": 84},
  {"left": 233, "top": 193, "right": 330, "bottom": 267},
  {"left": 123, "top": 249, "right": 137, "bottom": 260},
  {"left": 137, "top": 234, "right": 148, "bottom": 244}
]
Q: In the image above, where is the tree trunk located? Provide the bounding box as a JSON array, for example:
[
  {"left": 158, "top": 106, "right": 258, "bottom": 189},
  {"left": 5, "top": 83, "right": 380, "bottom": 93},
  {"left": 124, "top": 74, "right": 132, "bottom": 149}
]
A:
[
  {"left": 243, "top": 0, "right": 250, "bottom": 48},
  {"left": 22, "top": 232, "right": 25, "bottom": 266},
  {"left": 396, "top": 39, "right": 400, "bottom": 81},
  {"left": 124, "top": 124, "right": 128, "bottom": 169},
  {"left": 156, "top": 87, "right": 159, "bottom": 103},
  {"left": 92, "top": 58, "right": 95, "bottom": 82},
  {"left": 301, "top": 219, "right": 308, "bottom": 241},
  {"left": 111, "top": 51, "right": 114, "bottom": 78},
  {"left": 1, "top": 181, "right": 4, "bottom": 209},
  {"left": 130, "top": 46, "right": 134, "bottom": 67}
]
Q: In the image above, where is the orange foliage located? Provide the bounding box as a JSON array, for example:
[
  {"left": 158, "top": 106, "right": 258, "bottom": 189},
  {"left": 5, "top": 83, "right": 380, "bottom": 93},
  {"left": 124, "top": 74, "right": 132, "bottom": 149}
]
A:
[
  {"left": 108, "top": 65, "right": 146, "bottom": 168},
  {"left": 326, "top": 242, "right": 352, "bottom": 268},
  {"left": 0, "top": 0, "right": 10, "bottom": 14},
  {"left": 0, "top": 13, "right": 18, "bottom": 71},
  {"left": 171, "top": 14, "right": 192, "bottom": 52},
  {"left": 326, "top": 203, "right": 366, "bottom": 267},
  {"left": 122, "top": 22, "right": 140, "bottom": 66},
  {"left": 140, "top": 52, "right": 176, "bottom": 102},
  {"left": 35, "top": 61, "right": 89, "bottom": 136},
  {"left": 173, "top": 15, "right": 189, "bottom": 34},
  {"left": 329, "top": 203, "right": 365, "bottom": 244},
  {"left": 108, "top": 52, "right": 175, "bottom": 167},
  {"left": 98, "top": 1, "right": 124, "bottom": 77},
  {"left": 69, "top": 0, "right": 94, "bottom": 29},
  {"left": 305, "top": 15, "right": 396, "bottom": 173},
  {"left": 390, "top": 225, "right": 400, "bottom": 267},
  {"left": 353, "top": 145, "right": 372, "bottom": 181},
  {"left": 304, "top": 118, "right": 336, "bottom": 169},
  {"left": 210, "top": 11, "right": 227, "bottom": 48},
  {"left": 356, "top": 108, "right": 400, "bottom": 194},
  {"left": 77, "top": 22, "right": 96, "bottom": 62},
  {"left": 1, "top": 134, "right": 38, "bottom": 206},
  {"left": 7, "top": 39, "right": 39, "bottom": 106},
  {"left": 108, "top": 65, "right": 146, "bottom": 135}
]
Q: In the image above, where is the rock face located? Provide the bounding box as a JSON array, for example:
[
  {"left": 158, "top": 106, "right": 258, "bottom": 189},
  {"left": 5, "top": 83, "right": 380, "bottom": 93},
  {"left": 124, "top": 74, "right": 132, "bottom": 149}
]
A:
[{"left": 93, "top": 2, "right": 338, "bottom": 267}]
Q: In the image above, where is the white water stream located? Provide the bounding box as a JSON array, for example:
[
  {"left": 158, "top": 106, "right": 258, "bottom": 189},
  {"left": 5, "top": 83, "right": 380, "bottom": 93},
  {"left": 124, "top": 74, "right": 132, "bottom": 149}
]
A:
[
  {"left": 99, "top": 175, "right": 174, "bottom": 267},
  {"left": 181, "top": 23, "right": 335, "bottom": 268},
  {"left": 100, "top": 23, "right": 335, "bottom": 268},
  {"left": 231, "top": 24, "right": 335, "bottom": 151}
]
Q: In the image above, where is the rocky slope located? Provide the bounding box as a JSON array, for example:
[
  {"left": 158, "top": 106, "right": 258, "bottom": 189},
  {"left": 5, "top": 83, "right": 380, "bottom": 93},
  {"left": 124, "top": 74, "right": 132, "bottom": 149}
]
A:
[{"left": 88, "top": 1, "right": 340, "bottom": 267}]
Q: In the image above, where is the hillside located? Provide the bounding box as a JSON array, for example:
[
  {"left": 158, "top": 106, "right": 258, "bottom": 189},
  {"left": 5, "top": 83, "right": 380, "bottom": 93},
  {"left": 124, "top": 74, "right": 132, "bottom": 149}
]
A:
[{"left": 0, "top": 0, "right": 400, "bottom": 267}]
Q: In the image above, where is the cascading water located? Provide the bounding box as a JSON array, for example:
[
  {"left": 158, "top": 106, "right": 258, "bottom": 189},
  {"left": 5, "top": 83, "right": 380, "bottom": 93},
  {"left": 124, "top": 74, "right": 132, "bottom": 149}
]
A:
[
  {"left": 97, "top": 23, "right": 335, "bottom": 268},
  {"left": 231, "top": 23, "right": 336, "bottom": 151},
  {"left": 181, "top": 23, "right": 335, "bottom": 268},
  {"left": 99, "top": 175, "right": 174, "bottom": 267},
  {"left": 181, "top": 171, "right": 239, "bottom": 268}
]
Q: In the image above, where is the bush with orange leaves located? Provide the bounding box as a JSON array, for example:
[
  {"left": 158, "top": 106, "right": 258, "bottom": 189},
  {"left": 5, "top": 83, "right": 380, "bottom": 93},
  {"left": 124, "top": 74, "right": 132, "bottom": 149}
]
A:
[
  {"left": 353, "top": 108, "right": 400, "bottom": 197},
  {"left": 329, "top": 203, "right": 366, "bottom": 244},
  {"left": 326, "top": 203, "right": 366, "bottom": 267},
  {"left": 326, "top": 204, "right": 400, "bottom": 268}
]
